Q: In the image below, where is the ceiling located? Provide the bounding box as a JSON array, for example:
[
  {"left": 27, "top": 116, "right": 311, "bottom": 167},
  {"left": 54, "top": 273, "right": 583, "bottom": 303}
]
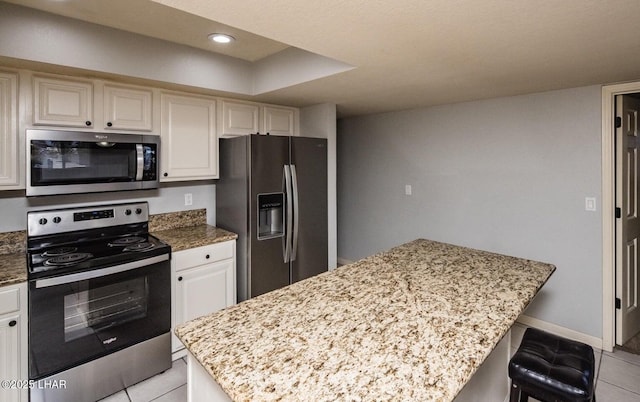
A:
[{"left": 6, "top": 0, "right": 640, "bottom": 117}]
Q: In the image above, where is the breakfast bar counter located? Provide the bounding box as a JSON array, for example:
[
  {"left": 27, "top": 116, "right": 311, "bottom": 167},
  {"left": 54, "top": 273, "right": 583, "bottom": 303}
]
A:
[{"left": 175, "top": 239, "right": 555, "bottom": 401}]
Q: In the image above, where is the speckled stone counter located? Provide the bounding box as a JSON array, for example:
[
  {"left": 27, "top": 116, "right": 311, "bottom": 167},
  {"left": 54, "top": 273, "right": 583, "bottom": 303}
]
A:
[
  {"left": 0, "top": 253, "right": 27, "bottom": 286},
  {"left": 0, "top": 231, "right": 26, "bottom": 286},
  {"left": 176, "top": 238, "right": 555, "bottom": 402},
  {"left": 152, "top": 225, "right": 237, "bottom": 252}
]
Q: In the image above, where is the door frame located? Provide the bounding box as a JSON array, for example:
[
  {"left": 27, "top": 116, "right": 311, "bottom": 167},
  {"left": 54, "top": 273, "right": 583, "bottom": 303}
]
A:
[{"left": 602, "top": 81, "right": 640, "bottom": 352}]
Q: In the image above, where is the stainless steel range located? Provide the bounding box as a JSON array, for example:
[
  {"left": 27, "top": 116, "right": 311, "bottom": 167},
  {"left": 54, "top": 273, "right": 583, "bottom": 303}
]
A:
[{"left": 26, "top": 202, "right": 171, "bottom": 402}]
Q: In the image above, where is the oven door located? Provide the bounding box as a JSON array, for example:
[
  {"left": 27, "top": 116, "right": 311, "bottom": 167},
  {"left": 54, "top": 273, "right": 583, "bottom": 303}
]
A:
[
  {"left": 28, "top": 255, "right": 170, "bottom": 380},
  {"left": 26, "top": 129, "right": 159, "bottom": 196}
]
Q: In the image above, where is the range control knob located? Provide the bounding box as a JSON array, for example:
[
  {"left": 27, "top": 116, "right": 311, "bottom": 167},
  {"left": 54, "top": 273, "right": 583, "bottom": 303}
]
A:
[
  {"left": 38, "top": 218, "right": 47, "bottom": 225},
  {"left": 125, "top": 209, "right": 132, "bottom": 216},
  {"left": 135, "top": 208, "right": 142, "bottom": 215},
  {"left": 53, "top": 217, "right": 62, "bottom": 224}
]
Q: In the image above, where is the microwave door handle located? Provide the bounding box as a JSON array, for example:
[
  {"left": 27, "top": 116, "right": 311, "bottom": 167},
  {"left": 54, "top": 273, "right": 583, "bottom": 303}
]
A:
[{"left": 135, "top": 144, "right": 144, "bottom": 181}]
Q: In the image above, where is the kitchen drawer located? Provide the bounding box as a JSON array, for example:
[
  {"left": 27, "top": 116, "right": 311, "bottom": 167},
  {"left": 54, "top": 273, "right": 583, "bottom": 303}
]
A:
[
  {"left": 0, "top": 285, "right": 20, "bottom": 315},
  {"left": 174, "top": 241, "right": 234, "bottom": 271}
]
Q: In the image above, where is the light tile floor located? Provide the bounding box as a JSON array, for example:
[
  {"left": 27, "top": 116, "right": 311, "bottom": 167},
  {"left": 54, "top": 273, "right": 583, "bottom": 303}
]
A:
[
  {"left": 100, "top": 325, "right": 640, "bottom": 402},
  {"left": 98, "top": 358, "right": 187, "bottom": 402}
]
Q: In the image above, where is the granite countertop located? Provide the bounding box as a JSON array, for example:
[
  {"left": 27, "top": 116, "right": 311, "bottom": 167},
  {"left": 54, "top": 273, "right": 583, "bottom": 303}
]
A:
[
  {"left": 0, "top": 230, "right": 26, "bottom": 287},
  {"left": 152, "top": 225, "right": 238, "bottom": 252},
  {"left": 0, "top": 253, "right": 27, "bottom": 287},
  {"left": 176, "top": 238, "right": 555, "bottom": 402}
]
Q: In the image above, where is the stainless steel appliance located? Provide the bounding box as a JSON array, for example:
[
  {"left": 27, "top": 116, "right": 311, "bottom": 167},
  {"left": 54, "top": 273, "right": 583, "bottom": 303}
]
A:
[
  {"left": 27, "top": 129, "right": 159, "bottom": 197},
  {"left": 217, "top": 135, "right": 328, "bottom": 301},
  {"left": 26, "top": 202, "right": 171, "bottom": 402}
]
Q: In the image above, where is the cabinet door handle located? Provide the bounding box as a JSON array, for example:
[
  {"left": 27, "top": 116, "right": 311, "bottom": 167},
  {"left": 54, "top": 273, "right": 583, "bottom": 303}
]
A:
[
  {"left": 163, "top": 172, "right": 168, "bottom": 177},
  {"left": 85, "top": 120, "right": 92, "bottom": 126},
  {"left": 205, "top": 254, "right": 210, "bottom": 259},
  {"left": 178, "top": 276, "right": 183, "bottom": 281},
  {"left": 9, "top": 320, "right": 17, "bottom": 327},
  {"left": 107, "top": 122, "right": 113, "bottom": 127}
]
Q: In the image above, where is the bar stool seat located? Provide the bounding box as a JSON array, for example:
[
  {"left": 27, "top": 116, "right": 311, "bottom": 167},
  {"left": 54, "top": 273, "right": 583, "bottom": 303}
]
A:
[{"left": 508, "top": 327, "right": 595, "bottom": 402}]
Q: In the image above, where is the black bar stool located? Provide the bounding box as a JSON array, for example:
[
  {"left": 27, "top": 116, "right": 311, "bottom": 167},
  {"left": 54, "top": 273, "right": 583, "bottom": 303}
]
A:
[{"left": 508, "top": 327, "right": 596, "bottom": 402}]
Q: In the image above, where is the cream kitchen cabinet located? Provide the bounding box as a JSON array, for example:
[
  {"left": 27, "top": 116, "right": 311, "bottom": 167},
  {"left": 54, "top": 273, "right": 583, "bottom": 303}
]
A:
[
  {"left": 262, "top": 105, "right": 298, "bottom": 136},
  {"left": 33, "top": 75, "right": 154, "bottom": 132},
  {"left": 33, "top": 75, "right": 94, "bottom": 128},
  {"left": 0, "top": 283, "right": 28, "bottom": 402},
  {"left": 219, "top": 100, "right": 299, "bottom": 137},
  {"left": 219, "top": 100, "right": 259, "bottom": 136},
  {"left": 160, "top": 93, "right": 217, "bottom": 181},
  {"left": 171, "top": 240, "right": 236, "bottom": 357},
  {"left": 102, "top": 84, "right": 153, "bottom": 131},
  {"left": 0, "top": 72, "right": 19, "bottom": 188}
]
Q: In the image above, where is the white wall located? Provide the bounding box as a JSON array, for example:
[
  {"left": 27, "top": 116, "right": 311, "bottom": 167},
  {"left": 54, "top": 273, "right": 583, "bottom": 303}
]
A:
[
  {"left": 301, "top": 103, "right": 337, "bottom": 269},
  {"left": 0, "top": 183, "right": 216, "bottom": 232},
  {"left": 337, "top": 85, "right": 603, "bottom": 338}
]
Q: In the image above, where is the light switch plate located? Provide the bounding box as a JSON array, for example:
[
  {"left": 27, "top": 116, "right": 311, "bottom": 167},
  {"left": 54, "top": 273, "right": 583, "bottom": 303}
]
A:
[
  {"left": 405, "top": 185, "right": 412, "bottom": 196},
  {"left": 585, "top": 197, "right": 596, "bottom": 211},
  {"left": 184, "top": 193, "right": 193, "bottom": 206}
]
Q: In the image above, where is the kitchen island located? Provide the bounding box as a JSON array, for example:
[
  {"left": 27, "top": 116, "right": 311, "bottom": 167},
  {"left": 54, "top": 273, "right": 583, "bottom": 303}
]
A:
[{"left": 175, "top": 239, "right": 555, "bottom": 401}]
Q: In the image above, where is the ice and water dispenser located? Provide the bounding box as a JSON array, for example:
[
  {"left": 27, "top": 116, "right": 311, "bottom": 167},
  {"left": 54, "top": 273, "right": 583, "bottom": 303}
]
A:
[{"left": 257, "top": 193, "right": 284, "bottom": 240}]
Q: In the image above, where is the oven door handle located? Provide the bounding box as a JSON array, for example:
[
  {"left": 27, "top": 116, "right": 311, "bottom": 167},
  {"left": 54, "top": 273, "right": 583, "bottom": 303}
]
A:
[{"left": 35, "top": 254, "right": 170, "bottom": 288}]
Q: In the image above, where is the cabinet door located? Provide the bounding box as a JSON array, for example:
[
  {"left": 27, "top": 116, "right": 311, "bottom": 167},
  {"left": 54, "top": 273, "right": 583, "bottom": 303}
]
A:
[
  {"left": 0, "top": 314, "right": 21, "bottom": 402},
  {"left": 173, "top": 259, "right": 235, "bottom": 353},
  {"left": 103, "top": 84, "right": 153, "bottom": 131},
  {"left": 262, "top": 106, "right": 297, "bottom": 136},
  {"left": 0, "top": 72, "right": 18, "bottom": 187},
  {"left": 160, "top": 93, "right": 217, "bottom": 181},
  {"left": 33, "top": 76, "right": 93, "bottom": 128},
  {"left": 220, "top": 100, "right": 259, "bottom": 137}
]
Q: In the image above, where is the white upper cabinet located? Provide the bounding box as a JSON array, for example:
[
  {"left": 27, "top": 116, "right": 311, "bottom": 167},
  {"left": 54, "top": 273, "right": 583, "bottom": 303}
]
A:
[
  {"left": 33, "top": 75, "right": 155, "bottom": 132},
  {"left": 219, "top": 100, "right": 259, "bottom": 136},
  {"left": 0, "top": 72, "right": 19, "bottom": 187},
  {"left": 219, "top": 100, "right": 299, "bottom": 137},
  {"left": 103, "top": 84, "right": 153, "bottom": 131},
  {"left": 263, "top": 105, "right": 297, "bottom": 136},
  {"left": 33, "top": 75, "right": 93, "bottom": 128},
  {"left": 160, "top": 92, "right": 217, "bottom": 181}
]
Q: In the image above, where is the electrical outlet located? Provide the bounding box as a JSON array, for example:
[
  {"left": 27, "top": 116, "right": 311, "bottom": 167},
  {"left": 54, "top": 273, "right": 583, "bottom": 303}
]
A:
[
  {"left": 184, "top": 193, "right": 193, "bottom": 206},
  {"left": 405, "top": 185, "right": 412, "bottom": 196},
  {"left": 585, "top": 197, "right": 596, "bottom": 211}
]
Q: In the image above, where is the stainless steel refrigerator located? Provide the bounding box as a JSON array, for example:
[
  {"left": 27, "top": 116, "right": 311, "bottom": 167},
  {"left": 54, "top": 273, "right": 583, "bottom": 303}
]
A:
[{"left": 216, "top": 135, "right": 328, "bottom": 302}]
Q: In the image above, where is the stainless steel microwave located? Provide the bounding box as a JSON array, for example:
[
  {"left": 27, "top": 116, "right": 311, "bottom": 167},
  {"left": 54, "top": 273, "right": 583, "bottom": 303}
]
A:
[{"left": 27, "top": 129, "right": 160, "bottom": 197}]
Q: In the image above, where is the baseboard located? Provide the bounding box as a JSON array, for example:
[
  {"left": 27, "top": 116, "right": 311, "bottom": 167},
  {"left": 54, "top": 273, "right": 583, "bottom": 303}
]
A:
[
  {"left": 517, "top": 314, "right": 603, "bottom": 350},
  {"left": 337, "top": 257, "right": 354, "bottom": 266}
]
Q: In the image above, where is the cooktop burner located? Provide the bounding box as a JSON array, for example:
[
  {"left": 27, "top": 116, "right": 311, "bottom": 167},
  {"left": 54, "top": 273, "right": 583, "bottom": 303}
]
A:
[
  {"left": 108, "top": 236, "right": 146, "bottom": 247},
  {"left": 44, "top": 253, "right": 93, "bottom": 267},
  {"left": 123, "top": 242, "right": 155, "bottom": 252},
  {"left": 42, "top": 247, "right": 78, "bottom": 257}
]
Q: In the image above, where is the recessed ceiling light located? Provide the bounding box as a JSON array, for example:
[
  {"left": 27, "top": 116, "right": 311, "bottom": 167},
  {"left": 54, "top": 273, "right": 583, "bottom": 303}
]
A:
[{"left": 208, "top": 33, "right": 235, "bottom": 44}]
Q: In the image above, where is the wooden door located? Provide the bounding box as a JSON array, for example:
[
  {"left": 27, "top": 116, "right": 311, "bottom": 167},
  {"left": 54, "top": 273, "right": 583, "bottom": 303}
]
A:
[{"left": 616, "top": 94, "right": 640, "bottom": 344}]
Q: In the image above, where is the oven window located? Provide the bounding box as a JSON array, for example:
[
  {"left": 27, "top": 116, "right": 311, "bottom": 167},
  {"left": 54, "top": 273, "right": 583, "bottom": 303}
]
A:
[
  {"left": 30, "top": 140, "right": 136, "bottom": 185},
  {"left": 64, "top": 277, "right": 148, "bottom": 342}
]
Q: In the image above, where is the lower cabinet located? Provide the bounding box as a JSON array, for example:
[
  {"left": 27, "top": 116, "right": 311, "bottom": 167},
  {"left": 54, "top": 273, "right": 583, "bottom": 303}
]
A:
[
  {"left": 0, "top": 283, "right": 27, "bottom": 402},
  {"left": 171, "top": 240, "right": 236, "bottom": 357}
]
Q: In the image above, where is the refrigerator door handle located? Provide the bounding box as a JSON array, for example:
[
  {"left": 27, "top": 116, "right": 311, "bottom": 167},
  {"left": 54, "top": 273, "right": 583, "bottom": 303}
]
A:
[
  {"left": 283, "top": 165, "right": 293, "bottom": 263},
  {"left": 290, "top": 164, "right": 300, "bottom": 261}
]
